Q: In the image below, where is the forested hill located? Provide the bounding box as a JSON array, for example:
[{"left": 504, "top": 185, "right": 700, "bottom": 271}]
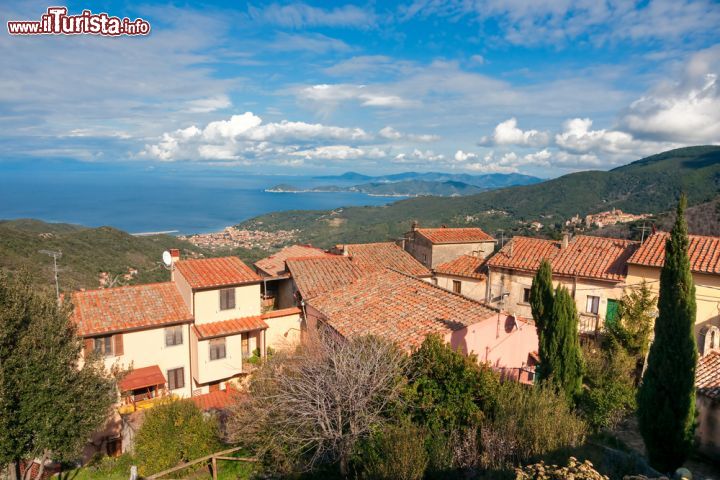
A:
[
  {"left": 238, "top": 146, "right": 720, "bottom": 246},
  {"left": 0, "top": 219, "right": 204, "bottom": 293}
]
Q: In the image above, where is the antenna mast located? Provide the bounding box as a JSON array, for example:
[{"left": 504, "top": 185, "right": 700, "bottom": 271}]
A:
[{"left": 39, "top": 249, "right": 62, "bottom": 301}]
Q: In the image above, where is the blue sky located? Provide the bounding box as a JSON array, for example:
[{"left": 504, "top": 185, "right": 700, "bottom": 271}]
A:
[{"left": 2, "top": 0, "right": 720, "bottom": 177}]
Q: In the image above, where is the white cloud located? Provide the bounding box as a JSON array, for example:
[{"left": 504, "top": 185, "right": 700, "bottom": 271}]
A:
[
  {"left": 290, "top": 145, "right": 386, "bottom": 160},
  {"left": 480, "top": 118, "right": 550, "bottom": 147},
  {"left": 554, "top": 117, "right": 669, "bottom": 158},
  {"left": 185, "top": 95, "right": 232, "bottom": 113},
  {"left": 143, "top": 112, "right": 371, "bottom": 162},
  {"left": 299, "top": 84, "right": 417, "bottom": 109},
  {"left": 393, "top": 149, "right": 445, "bottom": 164},
  {"left": 454, "top": 150, "right": 478, "bottom": 162},
  {"left": 379, "top": 126, "right": 439, "bottom": 142},
  {"left": 247, "top": 3, "right": 376, "bottom": 29},
  {"left": 620, "top": 46, "right": 720, "bottom": 143}
]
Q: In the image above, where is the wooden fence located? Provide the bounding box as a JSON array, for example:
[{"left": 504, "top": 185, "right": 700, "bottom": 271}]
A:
[{"left": 144, "top": 446, "right": 257, "bottom": 480}]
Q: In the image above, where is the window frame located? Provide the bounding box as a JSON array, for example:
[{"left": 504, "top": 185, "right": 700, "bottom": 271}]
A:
[
  {"left": 209, "top": 337, "right": 227, "bottom": 361},
  {"left": 164, "top": 325, "right": 184, "bottom": 347},
  {"left": 586, "top": 295, "right": 600, "bottom": 315},
  {"left": 452, "top": 280, "right": 462, "bottom": 294},
  {"left": 94, "top": 336, "right": 113, "bottom": 356},
  {"left": 522, "top": 288, "right": 531, "bottom": 304},
  {"left": 167, "top": 367, "right": 184, "bottom": 391},
  {"left": 219, "top": 287, "right": 236, "bottom": 311}
]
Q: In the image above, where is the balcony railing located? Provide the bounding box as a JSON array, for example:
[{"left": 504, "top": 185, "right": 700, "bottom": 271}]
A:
[
  {"left": 579, "top": 313, "right": 600, "bottom": 335},
  {"left": 118, "top": 391, "right": 174, "bottom": 415}
]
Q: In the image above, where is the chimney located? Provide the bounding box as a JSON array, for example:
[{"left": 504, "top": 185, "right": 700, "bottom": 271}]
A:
[
  {"left": 411, "top": 220, "right": 419, "bottom": 231},
  {"left": 561, "top": 233, "right": 570, "bottom": 250},
  {"left": 169, "top": 248, "right": 180, "bottom": 262},
  {"left": 342, "top": 245, "right": 349, "bottom": 256}
]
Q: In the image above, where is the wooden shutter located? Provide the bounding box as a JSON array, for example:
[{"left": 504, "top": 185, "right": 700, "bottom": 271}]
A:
[
  {"left": 84, "top": 338, "right": 94, "bottom": 355},
  {"left": 114, "top": 334, "right": 124, "bottom": 356}
]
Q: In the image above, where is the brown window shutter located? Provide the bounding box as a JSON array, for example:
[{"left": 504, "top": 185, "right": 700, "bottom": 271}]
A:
[
  {"left": 114, "top": 334, "right": 124, "bottom": 356},
  {"left": 84, "top": 338, "right": 94, "bottom": 355}
]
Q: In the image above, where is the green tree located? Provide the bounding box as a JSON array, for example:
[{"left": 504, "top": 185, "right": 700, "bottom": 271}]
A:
[
  {"left": 606, "top": 281, "right": 656, "bottom": 360},
  {"left": 0, "top": 271, "right": 116, "bottom": 480},
  {"left": 530, "top": 259, "right": 554, "bottom": 336},
  {"left": 355, "top": 420, "right": 428, "bottom": 480},
  {"left": 134, "top": 398, "right": 221, "bottom": 476},
  {"left": 541, "top": 286, "right": 584, "bottom": 402},
  {"left": 637, "top": 195, "right": 698, "bottom": 472},
  {"left": 406, "top": 335, "right": 500, "bottom": 431}
]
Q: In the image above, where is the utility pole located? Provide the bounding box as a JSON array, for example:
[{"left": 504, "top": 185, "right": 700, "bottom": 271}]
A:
[
  {"left": 638, "top": 222, "right": 651, "bottom": 243},
  {"left": 39, "top": 249, "right": 62, "bottom": 301}
]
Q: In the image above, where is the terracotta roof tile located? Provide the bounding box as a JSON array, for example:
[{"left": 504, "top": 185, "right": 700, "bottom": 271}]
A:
[
  {"left": 175, "top": 257, "right": 261, "bottom": 289},
  {"left": 628, "top": 232, "right": 720, "bottom": 275},
  {"left": 696, "top": 351, "right": 720, "bottom": 400},
  {"left": 344, "top": 242, "right": 431, "bottom": 277},
  {"left": 416, "top": 227, "right": 495, "bottom": 244},
  {"left": 194, "top": 316, "right": 268, "bottom": 339},
  {"left": 308, "top": 269, "right": 498, "bottom": 351},
  {"left": 287, "top": 256, "right": 362, "bottom": 299},
  {"left": 119, "top": 365, "right": 166, "bottom": 392},
  {"left": 191, "top": 388, "right": 244, "bottom": 411},
  {"left": 72, "top": 282, "right": 192, "bottom": 336},
  {"left": 254, "top": 245, "right": 331, "bottom": 277},
  {"left": 435, "top": 254, "right": 486, "bottom": 280},
  {"left": 487, "top": 236, "right": 560, "bottom": 273},
  {"left": 487, "top": 235, "right": 637, "bottom": 282}
]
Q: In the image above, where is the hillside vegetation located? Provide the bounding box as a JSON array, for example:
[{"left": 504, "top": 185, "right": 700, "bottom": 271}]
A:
[
  {"left": 0, "top": 219, "right": 204, "bottom": 293},
  {"left": 239, "top": 146, "right": 720, "bottom": 246}
]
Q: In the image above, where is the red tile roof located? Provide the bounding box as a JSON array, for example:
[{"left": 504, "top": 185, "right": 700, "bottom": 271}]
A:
[
  {"left": 415, "top": 227, "right": 495, "bottom": 244},
  {"left": 344, "top": 242, "right": 431, "bottom": 277},
  {"left": 287, "top": 256, "right": 363, "bottom": 299},
  {"left": 696, "top": 351, "right": 720, "bottom": 400},
  {"left": 308, "top": 269, "right": 498, "bottom": 350},
  {"left": 175, "top": 257, "right": 261, "bottom": 289},
  {"left": 487, "top": 235, "right": 637, "bottom": 282},
  {"left": 191, "top": 387, "right": 243, "bottom": 411},
  {"left": 119, "top": 365, "right": 166, "bottom": 392},
  {"left": 254, "top": 245, "right": 331, "bottom": 277},
  {"left": 262, "top": 306, "right": 302, "bottom": 319},
  {"left": 194, "top": 315, "right": 268, "bottom": 340},
  {"left": 435, "top": 254, "right": 486, "bottom": 280},
  {"left": 486, "top": 236, "right": 560, "bottom": 273},
  {"left": 72, "top": 282, "right": 192, "bottom": 336},
  {"left": 628, "top": 232, "right": 720, "bottom": 275}
]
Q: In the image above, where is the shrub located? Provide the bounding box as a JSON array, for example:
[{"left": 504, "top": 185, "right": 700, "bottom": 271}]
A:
[
  {"left": 134, "top": 398, "right": 221, "bottom": 476},
  {"left": 580, "top": 344, "right": 636, "bottom": 431},
  {"left": 355, "top": 420, "right": 428, "bottom": 480},
  {"left": 482, "top": 381, "right": 587, "bottom": 469}
]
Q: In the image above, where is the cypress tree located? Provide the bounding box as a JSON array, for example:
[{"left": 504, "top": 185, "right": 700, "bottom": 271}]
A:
[
  {"left": 543, "top": 286, "right": 584, "bottom": 401},
  {"left": 530, "top": 259, "right": 554, "bottom": 335},
  {"left": 637, "top": 195, "right": 697, "bottom": 472}
]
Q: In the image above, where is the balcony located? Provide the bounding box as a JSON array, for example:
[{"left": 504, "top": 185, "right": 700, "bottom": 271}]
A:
[{"left": 579, "top": 313, "right": 600, "bottom": 335}]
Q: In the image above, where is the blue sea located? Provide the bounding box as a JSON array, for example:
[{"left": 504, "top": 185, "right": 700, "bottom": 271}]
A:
[{"left": 0, "top": 161, "right": 400, "bottom": 235}]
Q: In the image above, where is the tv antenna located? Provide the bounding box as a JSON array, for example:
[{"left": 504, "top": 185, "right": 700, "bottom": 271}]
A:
[
  {"left": 638, "top": 222, "right": 652, "bottom": 243},
  {"left": 39, "top": 249, "right": 62, "bottom": 300}
]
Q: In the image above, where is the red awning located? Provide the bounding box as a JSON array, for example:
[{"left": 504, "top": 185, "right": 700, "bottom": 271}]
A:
[{"left": 119, "top": 365, "right": 166, "bottom": 392}]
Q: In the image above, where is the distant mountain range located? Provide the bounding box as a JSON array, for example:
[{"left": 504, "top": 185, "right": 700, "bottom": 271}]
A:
[
  {"left": 240, "top": 146, "right": 720, "bottom": 247},
  {"left": 268, "top": 172, "right": 541, "bottom": 197}
]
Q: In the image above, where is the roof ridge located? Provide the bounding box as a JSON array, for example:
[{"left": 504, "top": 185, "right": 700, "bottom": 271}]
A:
[{"left": 72, "top": 281, "right": 176, "bottom": 295}]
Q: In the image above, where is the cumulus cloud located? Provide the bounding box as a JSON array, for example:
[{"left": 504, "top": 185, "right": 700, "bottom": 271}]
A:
[
  {"left": 379, "top": 126, "right": 439, "bottom": 142},
  {"left": 142, "top": 112, "right": 371, "bottom": 162},
  {"left": 620, "top": 46, "right": 720, "bottom": 143},
  {"left": 454, "top": 150, "right": 478, "bottom": 162},
  {"left": 290, "top": 145, "right": 386, "bottom": 160},
  {"left": 393, "top": 149, "right": 445, "bottom": 163},
  {"left": 480, "top": 118, "right": 550, "bottom": 147}
]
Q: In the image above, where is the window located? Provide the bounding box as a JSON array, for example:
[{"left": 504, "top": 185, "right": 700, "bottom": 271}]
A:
[
  {"left": 94, "top": 336, "right": 113, "bottom": 356},
  {"left": 241, "top": 333, "right": 251, "bottom": 359},
  {"left": 523, "top": 288, "right": 531, "bottom": 304},
  {"left": 219, "top": 288, "right": 236, "bottom": 310},
  {"left": 452, "top": 280, "right": 462, "bottom": 294},
  {"left": 167, "top": 367, "right": 184, "bottom": 390},
  {"left": 586, "top": 295, "right": 600, "bottom": 315},
  {"left": 165, "top": 325, "right": 183, "bottom": 347},
  {"left": 209, "top": 338, "right": 227, "bottom": 361}
]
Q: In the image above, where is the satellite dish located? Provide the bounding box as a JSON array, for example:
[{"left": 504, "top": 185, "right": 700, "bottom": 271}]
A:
[{"left": 162, "top": 250, "right": 172, "bottom": 267}]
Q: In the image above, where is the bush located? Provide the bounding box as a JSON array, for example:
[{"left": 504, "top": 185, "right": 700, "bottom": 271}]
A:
[
  {"left": 580, "top": 344, "right": 637, "bottom": 431},
  {"left": 134, "top": 398, "right": 222, "bottom": 476},
  {"left": 355, "top": 420, "right": 428, "bottom": 480},
  {"left": 482, "top": 382, "right": 587, "bottom": 469},
  {"left": 515, "top": 457, "right": 609, "bottom": 480}
]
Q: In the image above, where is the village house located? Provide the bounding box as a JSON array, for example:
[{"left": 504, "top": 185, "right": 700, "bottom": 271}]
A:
[
  {"left": 402, "top": 223, "right": 496, "bottom": 269},
  {"left": 254, "top": 244, "right": 332, "bottom": 310},
  {"left": 626, "top": 232, "right": 720, "bottom": 348},
  {"left": 485, "top": 234, "right": 638, "bottom": 334},
  {"left": 72, "top": 250, "right": 302, "bottom": 457},
  {"left": 433, "top": 254, "right": 487, "bottom": 302},
  {"left": 696, "top": 337, "right": 720, "bottom": 461}
]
